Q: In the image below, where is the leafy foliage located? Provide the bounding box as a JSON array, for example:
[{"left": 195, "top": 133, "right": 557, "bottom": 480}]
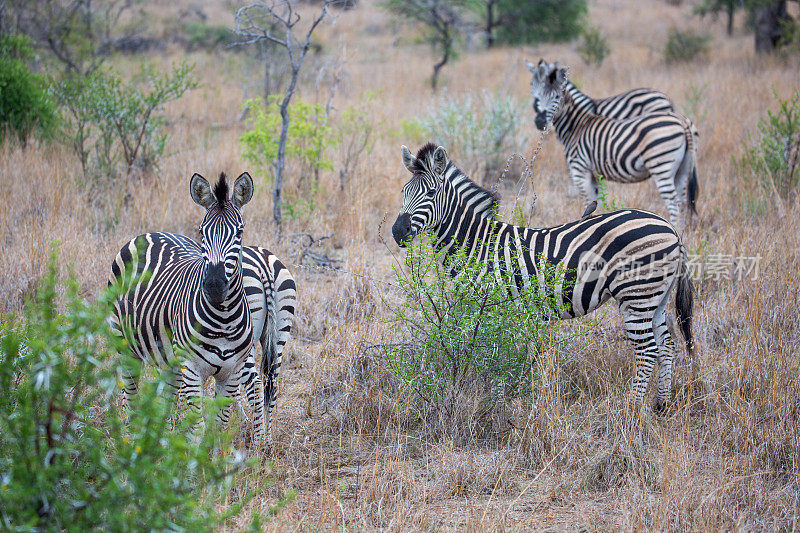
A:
[
  {"left": 53, "top": 62, "right": 197, "bottom": 182},
  {"left": 490, "top": 0, "right": 586, "bottom": 46},
  {"left": 184, "top": 22, "right": 239, "bottom": 51},
  {"left": 740, "top": 90, "right": 800, "bottom": 197},
  {"left": 0, "top": 34, "right": 58, "bottom": 144},
  {"left": 383, "top": 234, "right": 576, "bottom": 440},
  {"left": 240, "top": 96, "right": 337, "bottom": 222},
  {"left": 401, "top": 91, "right": 527, "bottom": 184},
  {"left": 663, "top": 28, "right": 712, "bottom": 63},
  {"left": 577, "top": 26, "right": 610, "bottom": 66},
  {"left": 0, "top": 250, "right": 257, "bottom": 530}
]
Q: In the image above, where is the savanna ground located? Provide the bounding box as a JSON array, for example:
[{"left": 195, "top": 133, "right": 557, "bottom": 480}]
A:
[{"left": 2, "top": 0, "right": 800, "bottom": 529}]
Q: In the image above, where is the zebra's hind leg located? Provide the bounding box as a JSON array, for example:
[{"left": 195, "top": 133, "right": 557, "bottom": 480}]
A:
[
  {"left": 652, "top": 289, "right": 676, "bottom": 414},
  {"left": 240, "top": 350, "right": 267, "bottom": 448},
  {"left": 650, "top": 163, "right": 683, "bottom": 228},
  {"left": 620, "top": 301, "right": 661, "bottom": 410}
]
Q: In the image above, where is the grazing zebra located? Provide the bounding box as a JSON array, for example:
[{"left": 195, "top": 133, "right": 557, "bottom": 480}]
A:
[
  {"left": 526, "top": 59, "right": 699, "bottom": 228},
  {"left": 110, "top": 172, "right": 295, "bottom": 446},
  {"left": 391, "top": 143, "right": 694, "bottom": 410}
]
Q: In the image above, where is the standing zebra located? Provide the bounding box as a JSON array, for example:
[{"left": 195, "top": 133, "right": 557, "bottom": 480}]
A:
[
  {"left": 110, "top": 172, "right": 294, "bottom": 446},
  {"left": 527, "top": 60, "right": 699, "bottom": 228},
  {"left": 241, "top": 245, "right": 296, "bottom": 447},
  {"left": 391, "top": 143, "right": 694, "bottom": 410},
  {"left": 534, "top": 60, "right": 675, "bottom": 119}
]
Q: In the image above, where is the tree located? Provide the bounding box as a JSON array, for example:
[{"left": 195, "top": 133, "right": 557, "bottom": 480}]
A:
[
  {"left": 465, "top": 0, "right": 586, "bottom": 47},
  {"left": 383, "top": 0, "right": 466, "bottom": 91},
  {"left": 753, "top": 0, "right": 793, "bottom": 53},
  {"left": 695, "top": 0, "right": 741, "bottom": 36},
  {"left": 234, "top": 0, "right": 340, "bottom": 227},
  {"left": 2, "top": 0, "right": 141, "bottom": 76}
]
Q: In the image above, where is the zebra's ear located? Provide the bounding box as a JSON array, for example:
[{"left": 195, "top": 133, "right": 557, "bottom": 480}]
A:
[
  {"left": 525, "top": 59, "right": 537, "bottom": 74},
  {"left": 190, "top": 173, "right": 214, "bottom": 208},
  {"left": 232, "top": 172, "right": 254, "bottom": 208},
  {"left": 432, "top": 146, "right": 448, "bottom": 176},
  {"left": 401, "top": 145, "right": 416, "bottom": 173},
  {"left": 555, "top": 66, "right": 568, "bottom": 86}
]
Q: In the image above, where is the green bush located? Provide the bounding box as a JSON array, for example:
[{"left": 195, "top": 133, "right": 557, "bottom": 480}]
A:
[
  {"left": 491, "top": 0, "right": 587, "bottom": 46},
  {"left": 663, "top": 28, "right": 711, "bottom": 63},
  {"left": 740, "top": 90, "right": 800, "bottom": 198},
  {"left": 0, "top": 250, "right": 259, "bottom": 530},
  {"left": 54, "top": 62, "right": 197, "bottom": 182},
  {"left": 401, "top": 91, "right": 526, "bottom": 184},
  {"left": 382, "top": 234, "right": 575, "bottom": 441},
  {"left": 240, "top": 96, "right": 338, "bottom": 221},
  {"left": 577, "top": 26, "right": 610, "bottom": 66},
  {"left": 0, "top": 34, "right": 58, "bottom": 144},
  {"left": 185, "top": 22, "right": 239, "bottom": 51}
]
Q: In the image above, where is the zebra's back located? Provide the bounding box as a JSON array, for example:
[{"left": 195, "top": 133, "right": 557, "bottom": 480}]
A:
[
  {"left": 502, "top": 209, "right": 682, "bottom": 318},
  {"left": 594, "top": 88, "right": 674, "bottom": 119}
]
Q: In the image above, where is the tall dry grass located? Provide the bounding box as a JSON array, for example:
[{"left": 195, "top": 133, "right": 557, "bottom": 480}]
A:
[{"left": 1, "top": 0, "right": 799, "bottom": 529}]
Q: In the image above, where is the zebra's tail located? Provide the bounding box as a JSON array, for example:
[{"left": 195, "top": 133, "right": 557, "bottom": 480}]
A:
[
  {"left": 684, "top": 121, "right": 700, "bottom": 217},
  {"left": 675, "top": 246, "right": 694, "bottom": 358}
]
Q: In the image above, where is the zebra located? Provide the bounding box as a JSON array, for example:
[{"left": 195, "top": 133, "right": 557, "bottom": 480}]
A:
[
  {"left": 526, "top": 59, "right": 699, "bottom": 229},
  {"left": 534, "top": 60, "right": 675, "bottom": 120},
  {"left": 109, "top": 172, "right": 295, "bottom": 446},
  {"left": 241, "top": 245, "right": 296, "bottom": 447},
  {"left": 391, "top": 143, "right": 694, "bottom": 410}
]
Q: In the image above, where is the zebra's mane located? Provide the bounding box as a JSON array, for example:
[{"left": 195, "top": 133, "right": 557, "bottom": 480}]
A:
[
  {"left": 213, "top": 173, "right": 229, "bottom": 207},
  {"left": 411, "top": 143, "right": 440, "bottom": 174},
  {"left": 449, "top": 164, "right": 500, "bottom": 220}
]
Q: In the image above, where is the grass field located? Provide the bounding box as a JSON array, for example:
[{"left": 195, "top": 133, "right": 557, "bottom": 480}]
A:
[{"left": 1, "top": 0, "right": 799, "bottom": 529}]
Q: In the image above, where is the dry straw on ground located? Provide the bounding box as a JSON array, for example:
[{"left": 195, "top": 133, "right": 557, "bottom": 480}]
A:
[{"left": 1, "top": 0, "right": 799, "bottom": 529}]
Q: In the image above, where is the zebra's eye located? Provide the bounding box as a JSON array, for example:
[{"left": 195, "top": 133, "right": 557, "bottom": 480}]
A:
[
  {"left": 426, "top": 188, "right": 436, "bottom": 198},
  {"left": 236, "top": 227, "right": 243, "bottom": 238}
]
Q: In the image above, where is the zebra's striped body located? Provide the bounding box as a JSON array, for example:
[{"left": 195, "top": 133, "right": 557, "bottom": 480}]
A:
[
  {"left": 391, "top": 144, "right": 694, "bottom": 409},
  {"left": 110, "top": 173, "right": 269, "bottom": 444},
  {"left": 527, "top": 60, "right": 699, "bottom": 228}
]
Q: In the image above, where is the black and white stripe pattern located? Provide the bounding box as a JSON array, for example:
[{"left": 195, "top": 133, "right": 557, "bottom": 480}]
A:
[
  {"left": 110, "top": 173, "right": 276, "bottom": 444},
  {"left": 241, "top": 246, "right": 296, "bottom": 446},
  {"left": 527, "top": 60, "right": 699, "bottom": 228},
  {"left": 391, "top": 144, "right": 694, "bottom": 410},
  {"left": 532, "top": 60, "right": 675, "bottom": 119}
]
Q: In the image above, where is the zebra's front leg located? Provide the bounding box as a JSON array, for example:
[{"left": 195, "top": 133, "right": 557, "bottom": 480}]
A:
[{"left": 179, "top": 363, "right": 206, "bottom": 438}]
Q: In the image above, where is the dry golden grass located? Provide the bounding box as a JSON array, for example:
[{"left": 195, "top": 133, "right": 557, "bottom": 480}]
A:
[{"left": 2, "top": 0, "right": 800, "bottom": 529}]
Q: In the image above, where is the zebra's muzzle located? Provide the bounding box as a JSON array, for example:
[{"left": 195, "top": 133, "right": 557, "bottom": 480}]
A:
[
  {"left": 534, "top": 113, "right": 548, "bottom": 131},
  {"left": 203, "top": 262, "right": 228, "bottom": 305},
  {"left": 392, "top": 213, "right": 414, "bottom": 247}
]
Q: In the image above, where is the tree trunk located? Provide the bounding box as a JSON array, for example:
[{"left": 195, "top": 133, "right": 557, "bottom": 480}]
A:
[
  {"left": 431, "top": 38, "right": 450, "bottom": 92},
  {"left": 754, "top": 0, "right": 789, "bottom": 54},
  {"left": 726, "top": 3, "right": 734, "bottom": 36},
  {"left": 485, "top": 1, "right": 495, "bottom": 48}
]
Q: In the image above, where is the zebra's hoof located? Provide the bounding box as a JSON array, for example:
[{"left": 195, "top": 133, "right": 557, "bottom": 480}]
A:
[{"left": 652, "top": 399, "right": 669, "bottom": 415}]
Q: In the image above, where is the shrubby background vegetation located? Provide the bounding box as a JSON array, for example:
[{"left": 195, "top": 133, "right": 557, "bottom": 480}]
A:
[{"left": 0, "top": 0, "right": 798, "bottom": 529}]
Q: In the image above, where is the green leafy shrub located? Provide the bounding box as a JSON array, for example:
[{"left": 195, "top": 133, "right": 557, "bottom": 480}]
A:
[
  {"left": 492, "top": 0, "right": 587, "bottom": 46},
  {"left": 0, "top": 34, "right": 58, "bottom": 144},
  {"left": 54, "top": 62, "right": 197, "bottom": 183},
  {"left": 401, "top": 91, "right": 527, "bottom": 185},
  {"left": 185, "top": 22, "right": 239, "bottom": 51},
  {"left": 577, "top": 26, "right": 610, "bottom": 66},
  {"left": 240, "top": 96, "right": 338, "bottom": 221},
  {"left": 663, "top": 28, "right": 711, "bottom": 63},
  {"left": 740, "top": 90, "right": 800, "bottom": 198},
  {"left": 0, "top": 250, "right": 257, "bottom": 530},
  {"left": 382, "top": 234, "right": 576, "bottom": 442}
]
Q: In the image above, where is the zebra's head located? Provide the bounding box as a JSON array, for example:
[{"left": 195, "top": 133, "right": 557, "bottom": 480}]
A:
[
  {"left": 190, "top": 172, "right": 253, "bottom": 307},
  {"left": 526, "top": 59, "right": 568, "bottom": 131},
  {"left": 391, "top": 143, "right": 450, "bottom": 247}
]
